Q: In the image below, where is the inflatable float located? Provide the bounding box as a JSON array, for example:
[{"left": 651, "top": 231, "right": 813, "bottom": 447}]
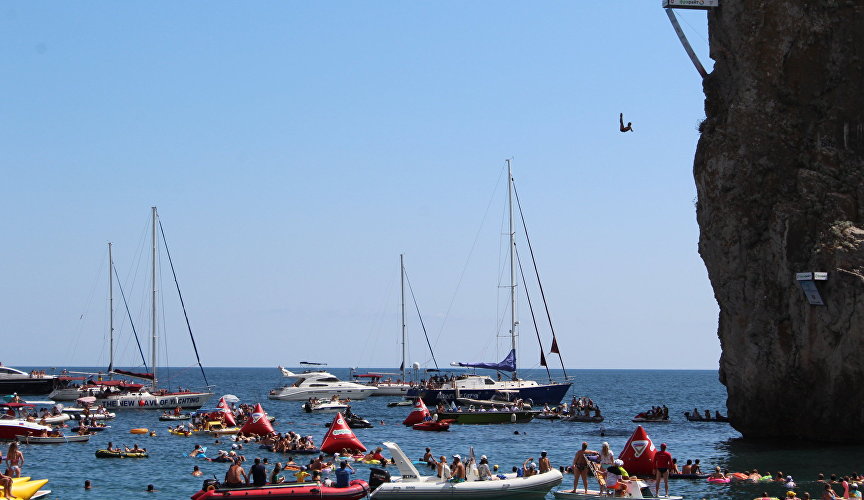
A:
[
  {"left": 190, "top": 479, "right": 369, "bottom": 500},
  {"left": 402, "top": 398, "right": 430, "bottom": 426},
  {"left": 669, "top": 473, "right": 709, "bottom": 479},
  {"left": 1, "top": 478, "right": 49, "bottom": 500},
  {"left": 169, "top": 429, "right": 193, "bottom": 437},
  {"left": 95, "top": 449, "right": 149, "bottom": 458},
  {"left": 707, "top": 477, "right": 731, "bottom": 483},
  {"left": 411, "top": 420, "right": 450, "bottom": 432},
  {"left": 129, "top": 428, "right": 148, "bottom": 434},
  {"left": 240, "top": 403, "right": 275, "bottom": 436},
  {"left": 321, "top": 412, "right": 366, "bottom": 454},
  {"left": 619, "top": 426, "right": 656, "bottom": 477}
]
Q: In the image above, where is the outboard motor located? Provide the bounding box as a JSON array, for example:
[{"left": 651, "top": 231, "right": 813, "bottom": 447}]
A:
[
  {"left": 368, "top": 467, "right": 391, "bottom": 491},
  {"left": 201, "top": 478, "right": 221, "bottom": 491}
]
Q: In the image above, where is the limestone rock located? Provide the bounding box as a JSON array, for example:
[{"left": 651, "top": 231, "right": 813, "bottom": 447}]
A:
[{"left": 696, "top": 0, "right": 864, "bottom": 441}]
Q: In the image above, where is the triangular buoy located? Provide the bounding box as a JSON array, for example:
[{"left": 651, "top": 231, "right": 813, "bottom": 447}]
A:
[
  {"left": 402, "top": 398, "right": 430, "bottom": 426},
  {"left": 217, "top": 397, "right": 237, "bottom": 427},
  {"left": 321, "top": 412, "right": 366, "bottom": 454},
  {"left": 240, "top": 403, "right": 275, "bottom": 436},
  {"left": 619, "top": 425, "right": 656, "bottom": 476}
]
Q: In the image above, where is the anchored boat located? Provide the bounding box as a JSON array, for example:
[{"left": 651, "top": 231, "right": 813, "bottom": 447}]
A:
[{"left": 367, "top": 441, "right": 562, "bottom": 499}]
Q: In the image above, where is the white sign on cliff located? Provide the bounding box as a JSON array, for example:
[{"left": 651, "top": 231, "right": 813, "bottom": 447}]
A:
[
  {"left": 796, "top": 272, "right": 827, "bottom": 306},
  {"left": 663, "top": 0, "right": 719, "bottom": 9}
]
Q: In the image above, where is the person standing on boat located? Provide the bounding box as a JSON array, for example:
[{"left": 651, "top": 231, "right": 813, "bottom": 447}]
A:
[
  {"left": 572, "top": 442, "right": 597, "bottom": 494},
  {"left": 652, "top": 442, "right": 673, "bottom": 498},
  {"left": 598, "top": 442, "right": 615, "bottom": 495}
]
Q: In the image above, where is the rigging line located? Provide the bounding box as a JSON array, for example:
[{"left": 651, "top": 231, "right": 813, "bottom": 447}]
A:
[
  {"left": 432, "top": 164, "right": 507, "bottom": 350},
  {"left": 403, "top": 268, "right": 439, "bottom": 370},
  {"left": 512, "top": 179, "right": 569, "bottom": 380},
  {"left": 677, "top": 10, "right": 709, "bottom": 45},
  {"left": 112, "top": 263, "right": 149, "bottom": 373},
  {"left": 158, "top": 220, "right": 209, "bottom": 388},
  {"left": 514, "top": 246, "right": 552, "bottom": 383}
]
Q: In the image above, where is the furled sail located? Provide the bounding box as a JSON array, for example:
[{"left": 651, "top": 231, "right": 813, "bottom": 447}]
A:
[{"left": 453, "top": 349, "right": 516, "bottom": 372}]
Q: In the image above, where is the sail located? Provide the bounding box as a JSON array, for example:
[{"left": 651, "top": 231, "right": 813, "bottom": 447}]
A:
[
  {"left": 454, "top": 349, "right": 516, "bottom": 372},
  {"left": 111, "top": 369, "right": 155, "bottom": 381}
]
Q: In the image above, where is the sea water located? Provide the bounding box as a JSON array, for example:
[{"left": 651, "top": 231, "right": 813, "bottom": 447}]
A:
[{"left": 14, "top": 367, "right": 858, "bottom": 499}]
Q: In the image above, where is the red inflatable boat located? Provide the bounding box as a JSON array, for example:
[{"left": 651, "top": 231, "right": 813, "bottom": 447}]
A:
[
  {"left": 412, "top": 420, "right": 451, "bottom": 431},
  {"left": 191, "top": 480, "right": 369, "bottom": 500}
]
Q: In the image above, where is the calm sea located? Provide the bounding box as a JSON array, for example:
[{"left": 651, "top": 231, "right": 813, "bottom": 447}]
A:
[{"left": 14, "top": 367, "right": 856, "bottom": 499}]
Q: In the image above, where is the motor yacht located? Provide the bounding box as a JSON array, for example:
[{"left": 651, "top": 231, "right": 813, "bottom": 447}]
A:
[{"left": 268, "top": 368, "right": 377, "bottom": 401}]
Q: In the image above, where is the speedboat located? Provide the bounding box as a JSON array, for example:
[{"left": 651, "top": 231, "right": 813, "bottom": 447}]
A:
[
  {"left": 302, "top": 399, "right": 350, "bottom": 413},
  {"left": 268, "top": 369, "right": 377, "bottom": 401},
  {"left": 23, "top": 434, "right": 90, "bottom": 444},
  {"left": 0, "top": 403, "right": 52, "bottom": 440},
  {"left": 552, "top": 479, "right": 683, "bottom": 499},
  {"left": 368, "top": 441, "right": 563, "bottom": 499},
  {"left": 0, "top": 366, "right": 56, "bottom": 395}
]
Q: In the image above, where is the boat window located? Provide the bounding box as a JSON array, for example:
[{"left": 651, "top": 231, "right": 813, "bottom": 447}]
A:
[
  {"left": 309, "top": 384, "right": 329, "bottom": 387},
  {"left": 317, "top": 377, "right": 340, "bottom": 382},
  {"left": 484, "top": 378, "right": 496, "bottom": 385},
  {"left": 0, "top": 368, "right": 20, "bottom": 375}
]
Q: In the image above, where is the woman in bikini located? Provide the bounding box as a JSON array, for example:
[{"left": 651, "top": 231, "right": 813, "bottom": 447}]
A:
[{"left": 572, "top": 442, "right": 597, "bottom": 494}]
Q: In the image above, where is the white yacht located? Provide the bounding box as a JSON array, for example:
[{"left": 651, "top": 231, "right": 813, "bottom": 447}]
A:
[{"left": 268, "top": 368, "right": 377, "bottom": 401}]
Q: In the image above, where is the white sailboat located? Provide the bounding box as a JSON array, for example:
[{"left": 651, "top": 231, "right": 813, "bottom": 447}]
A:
[
  {"left": 86, "top": 208, "right": 213, "bottom": 410},
  {"left": 354, "top": 254, "right": 414, "bottom": 396},
  {"left": 407, "top": 161, "right": 572, "bottom": 405}
]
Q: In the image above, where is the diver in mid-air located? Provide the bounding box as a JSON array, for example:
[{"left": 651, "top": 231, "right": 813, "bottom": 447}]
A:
[{"left": 619, "top": 113, "right": 633, "bottom": 132}]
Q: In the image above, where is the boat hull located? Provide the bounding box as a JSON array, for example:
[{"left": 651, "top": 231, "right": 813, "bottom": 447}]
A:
[
  {"left": 98, "top": 391, "right": 213, "bottom": 410},
  {"left": 370, "top": 470, "right": 563, "bottom": 499},
  {"left": 367, "top": 384, "right": 411, "bottom": 396},
  {"left": 268, "top": 387, "right": 377, "bottom": 401},
  {"left": 0, "top": 421, "right": 52, "bottom": 441},
  {"left": 434, "top": 411, "right": 535, "bottom": 424},
  {"left": 0, "top": 378, "right": 55, "bottom": 396},
  {"left": 191, "top": 480, "right": 369, "bottom": 500},
  {"left": 407, "top": 382, "right": 571, "bottom": 405},
  {"left": 23, "top": 435, "right": 90, "bottom": 444}
]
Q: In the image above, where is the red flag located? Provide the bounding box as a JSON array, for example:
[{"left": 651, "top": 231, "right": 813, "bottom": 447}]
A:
[
  {"left": 540, "top": 350, "right": 548, "bottom": 367},
  {"left": 550, "top": 337, "right": 560, "bottom": 354}
]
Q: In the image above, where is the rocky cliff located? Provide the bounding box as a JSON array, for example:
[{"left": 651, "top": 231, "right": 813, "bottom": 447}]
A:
[{"left": 696, "top": 1, "right": 864, "bottom": 441}]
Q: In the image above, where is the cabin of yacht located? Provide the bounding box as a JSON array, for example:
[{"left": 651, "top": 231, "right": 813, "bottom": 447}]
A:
[{"left": 268, "top": 370, "right": 377, "bottom": 401}]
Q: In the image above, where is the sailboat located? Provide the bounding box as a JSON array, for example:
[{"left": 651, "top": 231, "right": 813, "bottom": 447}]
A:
[
  {"left": 406, "top": 161, "right": 572, "bottom": 405},
  {"left": 352, "top": 254, "right": 414, "bottom": 396},
  {"left": 55, "top": 209, "right": 213, "bottom": 410}
]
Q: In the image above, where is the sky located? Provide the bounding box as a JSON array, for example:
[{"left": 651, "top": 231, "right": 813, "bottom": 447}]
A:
[{"left": 0, "top": 2, "right": 718, "bottom": 372}]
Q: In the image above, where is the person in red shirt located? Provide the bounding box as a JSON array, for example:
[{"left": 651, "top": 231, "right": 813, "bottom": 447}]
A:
[{"left": 652, "top": 442, "right": 673, "bottom": 497}]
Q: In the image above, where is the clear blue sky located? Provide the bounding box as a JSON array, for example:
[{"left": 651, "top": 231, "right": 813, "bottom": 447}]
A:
[{"left": 0, "top": 2, "right": 718, "bottom": 371}]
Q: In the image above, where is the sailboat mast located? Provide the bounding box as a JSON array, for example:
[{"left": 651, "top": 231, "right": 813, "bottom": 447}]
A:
[
  {"left": 151, "top": 206, "right": 158, "bottom": 388},
  {"left": 400, "top": 254, "right": 407, "bottom": 382},
  {"left": 507, "top": 159, "right": 518, "bottom": 379},
  {"left": 108, "top": 242, "right": 114, "bottom": 373}
]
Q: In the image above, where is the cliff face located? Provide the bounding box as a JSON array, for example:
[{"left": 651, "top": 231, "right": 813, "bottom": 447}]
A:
[{"left": 696, "top": 1, "right": 864, "bottom": 441}]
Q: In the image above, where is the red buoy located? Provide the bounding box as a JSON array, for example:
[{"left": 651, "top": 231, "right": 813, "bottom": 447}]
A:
[
  {"left": 240, "top": 403, "right": 275, "bottom": 436},
  {"left": 619, "top": 425, "right": 657, "bottom": 476},
  {"left": 216, "top": 397, "right": 237, "bottom": 427},
  {"left": 321, "top": 412, "right": 366, "bottom": 454},
  {"left": 402, "top": 398, "right": 430, "bottom": 426}
]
